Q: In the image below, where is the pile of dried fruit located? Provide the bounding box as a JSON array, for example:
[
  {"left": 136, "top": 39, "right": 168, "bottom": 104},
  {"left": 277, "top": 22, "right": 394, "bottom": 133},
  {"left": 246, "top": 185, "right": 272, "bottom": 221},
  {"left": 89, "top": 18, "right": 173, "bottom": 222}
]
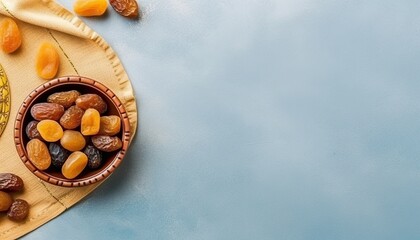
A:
[
  {"left": 26, "top": 90, "right": 123, "bottom": 179},
  {"left": 74, "top": 0, "right": 139, "bottom": 18},
  {"left": 0, "top": 173, "right": 29, "bottom": 221}
]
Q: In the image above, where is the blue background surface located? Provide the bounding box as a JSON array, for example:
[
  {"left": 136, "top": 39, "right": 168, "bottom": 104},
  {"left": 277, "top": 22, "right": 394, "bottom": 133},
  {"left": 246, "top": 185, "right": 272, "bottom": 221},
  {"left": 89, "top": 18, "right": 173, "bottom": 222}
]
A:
[{"left": 23, "top": 0, "right": 420, "bottom": 239}]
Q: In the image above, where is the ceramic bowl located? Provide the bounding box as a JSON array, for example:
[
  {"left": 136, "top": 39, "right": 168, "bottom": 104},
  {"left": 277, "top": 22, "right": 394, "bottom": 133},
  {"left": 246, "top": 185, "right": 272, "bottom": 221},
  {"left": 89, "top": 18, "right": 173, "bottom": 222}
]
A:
[{"left": 14, "top": 76, "right": 131, "bottom": 187}]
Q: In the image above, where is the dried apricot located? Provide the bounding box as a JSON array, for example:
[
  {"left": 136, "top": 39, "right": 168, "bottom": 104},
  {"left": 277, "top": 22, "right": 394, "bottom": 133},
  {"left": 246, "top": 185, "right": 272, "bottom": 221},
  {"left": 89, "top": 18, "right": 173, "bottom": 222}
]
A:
[
  {"left": 81, "top": 108, "right": 100, "bottom": 136},
  {"left": 30, "top": 102, "right": 64, "bottom": 121},
  {"left": 47, "top": 90, "right": 80, "bottom": 108},
  {"left": 0, "top": 191, "right": 12, "bottom": 211},
  {"left": 62, "top": 151, "right": 88, "bottom": 179},
  {"left": 61, "top": 130, "right": 86, "bottom": 151},
  {"left": 60, "top": 106, "right": 84, "bottom": 129},
  {"left": 7, "top": 199, "right": 29, "bottom": 221},
  {"left": 0, "top": 18, "right": 21, "bottom": 53},
  {"left": 76, "top": 94, "right": 107, "bottom": 113},
  {"left": 92, "top": 135, "right": 122, "bottom": 152},
  {"left": 36, "top": 42, "right": 60, "bottom": 80},
  {"left": 74, "top": 0, "right": 108, "bottom": 17},
  {"left": 26, "top": 139, "right": 51, "bottom": 170},
  {"left": 110, "top": 0, "right": 139, "bottom": 18},
  {"left": 98, "top": 115, "right": 121, "bottom": 136},
  {"left": 37, "top": 120, "right": 63, "bottom": 142}
]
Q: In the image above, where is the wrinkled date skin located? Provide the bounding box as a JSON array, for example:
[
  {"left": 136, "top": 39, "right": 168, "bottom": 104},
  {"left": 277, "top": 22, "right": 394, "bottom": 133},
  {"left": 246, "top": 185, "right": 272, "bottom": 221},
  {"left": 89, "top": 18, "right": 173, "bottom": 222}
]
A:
[
  {"left": 60, "top": 106, "right": 84, "bottom": 129},
  {"left": 7, "top": 199, "right": 29, "bottom": 221},
  {"left": 30, "top": 102, "right": 64, "bottom": 121},
  {"left": 110, "top": 0, "right": 139, "bottom": 18},
  {"left": 84, "top": 145, "right": 103, "bottom": 169},
  {"left": 92, "top": 135, "right": 123, "bottom": 152},
  {"left": 47, "top": 90, "right": 80, "bottom": 108},
  {"left": 76, "top": 94, "right": 107, "bottom": 114},
  {"left": 25, "top": 120, "right": 42, "bottom": 140},
  {"left": 49, "top": 143, "right": 70, "bottom": 169},
  {"left": 0, "top": 173, "right": 24, "bottom": 192}
]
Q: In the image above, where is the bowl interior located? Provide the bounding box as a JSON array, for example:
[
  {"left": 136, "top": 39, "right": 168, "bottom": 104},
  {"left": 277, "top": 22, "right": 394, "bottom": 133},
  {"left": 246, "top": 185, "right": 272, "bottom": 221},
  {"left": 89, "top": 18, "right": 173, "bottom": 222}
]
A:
[{"left": 18, "top": 78, "right": 129, "bottom": 186}]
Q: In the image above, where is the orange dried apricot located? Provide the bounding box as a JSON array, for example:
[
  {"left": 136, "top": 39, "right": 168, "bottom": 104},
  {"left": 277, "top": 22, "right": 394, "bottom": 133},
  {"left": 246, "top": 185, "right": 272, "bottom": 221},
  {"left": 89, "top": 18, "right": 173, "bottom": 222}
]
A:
[
  {"left": 62, "top": 151, "right": 88, "bottom": 179},
  {"left": 74, "top": 0, "right": 108, "bottom": 17},
  {"left": 60, "top": 130, "right": 86, "bottom": 151},
  {"left": 37, "top": 120, "right": 64, "bottom": 142},
  {"left": 81, "top": 108, "right": 100, "bottom": 136},
  {"left": 0, "top": 18, "right": 21, "bottom": 54},
  {"left": 26, "top": 139, "right": 51, "bottom": 170},
  {"left": 98, "top": 115, "right": 121, "bottom": 136},
  {"left": 36, "top": 42, "right": 60, "bottom": 80}
]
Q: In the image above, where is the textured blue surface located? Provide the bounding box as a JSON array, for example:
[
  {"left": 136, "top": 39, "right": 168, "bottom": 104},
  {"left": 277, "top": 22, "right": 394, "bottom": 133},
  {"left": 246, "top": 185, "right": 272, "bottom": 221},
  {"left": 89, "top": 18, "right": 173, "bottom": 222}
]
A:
[{"left": 23, "top": 0, "right": 420, "bottom": 239}]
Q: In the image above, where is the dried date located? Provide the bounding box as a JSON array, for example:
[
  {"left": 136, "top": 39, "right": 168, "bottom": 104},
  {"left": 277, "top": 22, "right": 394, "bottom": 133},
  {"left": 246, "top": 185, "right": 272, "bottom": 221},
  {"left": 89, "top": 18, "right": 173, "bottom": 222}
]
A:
[
  {"left": 92, "top": 135, "right": 122, "bottom": 152},
  {"left": 76, "top": 94, "right": 107, "bottom": 114},
  {"left": 49, "top": 143, "right": 70, "bottom": 169},
  {"left": 30, "top": 102, "right": 64, "bottom": 121},
  {"left": 25, "top": 120, "right": 42, "bottom": 140},
  {"left": 47, "top": 90, "right": 80, "bottom": 108},
  {"left": 110, "top": 0, "right": 139, "bottom": 18},
  {"left": 0, "top": 173, "right": 24, "bottom": 192},
  {"left": 84, "top": 145, "right": 103, "bottom": 169},
  {"left": 7, "top": 199, "right": 29, "bottom": 221}
]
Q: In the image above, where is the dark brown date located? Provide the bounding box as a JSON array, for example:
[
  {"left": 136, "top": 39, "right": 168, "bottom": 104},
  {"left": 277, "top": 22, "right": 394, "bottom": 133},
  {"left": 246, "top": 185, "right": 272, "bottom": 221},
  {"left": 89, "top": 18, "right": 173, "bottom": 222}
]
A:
[
  {"left": 0, "top": 173, "right": 24, "bottom": 192},
  {"left": 25, "top": 120, "right": 42, "bottom": 140},
  {"left": 84, "top": 145, "right": 103, "bottom": 169},
  {"left": 7, "top": 199, "right": 29, "bottom": 221}
]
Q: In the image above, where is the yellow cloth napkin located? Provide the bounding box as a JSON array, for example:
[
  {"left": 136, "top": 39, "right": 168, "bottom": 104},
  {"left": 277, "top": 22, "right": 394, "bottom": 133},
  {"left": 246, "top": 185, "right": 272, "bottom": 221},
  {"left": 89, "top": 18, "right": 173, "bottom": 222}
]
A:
[{"left": 0, "top": 0, "right": 138, "bottom": 239}]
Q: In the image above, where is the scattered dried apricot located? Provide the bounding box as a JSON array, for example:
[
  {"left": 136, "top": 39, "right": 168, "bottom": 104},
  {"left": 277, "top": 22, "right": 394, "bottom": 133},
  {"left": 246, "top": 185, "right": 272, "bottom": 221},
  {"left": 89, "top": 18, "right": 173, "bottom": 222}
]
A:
[
  {"left": 36, "top": 42, "right": 60, "bottom": 80},
  {"left": 74, "top": 0, "right": 108, "bottom": 17},
  {"left": 0, "top": 191, "right": 12, "bottom": 212},
  {"left": 0, "top": 18, "right": 21, "bottom": 53}
]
